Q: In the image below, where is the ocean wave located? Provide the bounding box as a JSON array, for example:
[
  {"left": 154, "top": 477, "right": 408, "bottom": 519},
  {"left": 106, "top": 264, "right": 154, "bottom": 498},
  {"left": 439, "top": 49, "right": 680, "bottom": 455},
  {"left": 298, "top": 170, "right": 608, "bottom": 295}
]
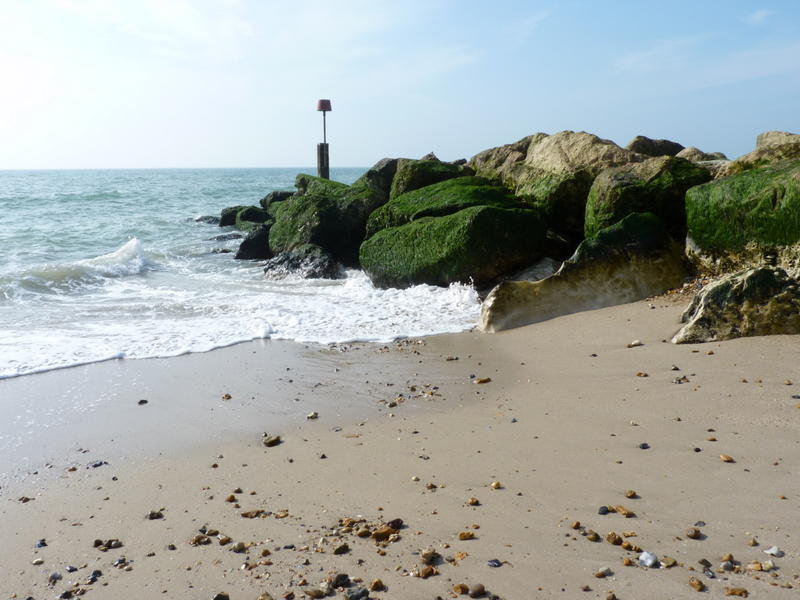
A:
[{"left": 6, "top": 238, "right": 154, "bottom": 294}]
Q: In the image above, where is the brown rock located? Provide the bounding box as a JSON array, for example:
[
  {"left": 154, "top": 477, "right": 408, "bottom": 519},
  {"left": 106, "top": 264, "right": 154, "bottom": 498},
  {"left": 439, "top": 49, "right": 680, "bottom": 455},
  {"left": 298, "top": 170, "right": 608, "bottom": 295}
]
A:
[
  {"left": 686, "top": 527, "right": 702, "bottom": 539},
  {"left": 419, "top": 565, "right": 437, "bottom": 578},
  {"left": 468, "top": 583, "right": 486, "bottom": 598},
  {"left": 689, "top": 577, "right": 706, "bottom": 592},
  {"left": 371, "top": 526, "right": 397, "bottom": 541},
  {"left": 605, "top": 532, "right": 622, "bottom": 545}
]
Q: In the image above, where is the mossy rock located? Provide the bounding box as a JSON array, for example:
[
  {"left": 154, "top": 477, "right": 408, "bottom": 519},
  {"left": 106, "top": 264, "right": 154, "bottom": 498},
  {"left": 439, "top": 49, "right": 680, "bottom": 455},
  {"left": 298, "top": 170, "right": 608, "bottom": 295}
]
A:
[
  {"left": 259, "top": 190, "right": 293, "bottom": 210},
  {"left": 469, "top": 131, "right": 644, "bottom": 240},
  {"left": 351, "top": 158, "right": 399, "bottom": 207},
  {"left": 576, "top": 211, "right": 680, "bottom": 261},
  {"left": 723, "top": 143, "right": 800, "bottom": 176},
  {"left": 366, "top": 176, "right": 522, "bottom": 238},
  {"left": 686, "top": 160, "right": 800, "bottom": 255},
  {"left": 269, "top": 195, "right": 344, "bottom": 258},
  {"left": 389, "top": 159, "right": 473, "bottom": 199},
  {"left": 295, "top": 174, "right": 350, "bottom": 197},
  {"left": 673, "top": 267, "right": 800, "bottom": 343},
  {"left": 235, "top": 224, "right": 272, "bottom": 260},
  {"left": 359, "top": 205, "right": 546, "bottom": 289},
  {"left": 479, "top": 212, "right": 688, "bottom": 332},
  {"left": 584, "top": 156, "right": 711, "bottom": 239},
  {"left": 268, "top": 173, "right": 388, "bottom": 266},
  {"left": 234, "top": 206, "right": 272, "bottom": 232},
  {"left": 516, "top": 169, "right": 597, "bottom": 237},
  {"left": 219, "top": 205, "right": 249, "bottom": 227}
]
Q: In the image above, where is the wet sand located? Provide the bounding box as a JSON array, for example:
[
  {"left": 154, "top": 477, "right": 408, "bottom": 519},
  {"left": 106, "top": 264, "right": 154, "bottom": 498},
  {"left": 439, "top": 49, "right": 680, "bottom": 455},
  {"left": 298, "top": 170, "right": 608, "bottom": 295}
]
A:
[{"left": 1, "top": 298, "right": 799, "bottom": 599}]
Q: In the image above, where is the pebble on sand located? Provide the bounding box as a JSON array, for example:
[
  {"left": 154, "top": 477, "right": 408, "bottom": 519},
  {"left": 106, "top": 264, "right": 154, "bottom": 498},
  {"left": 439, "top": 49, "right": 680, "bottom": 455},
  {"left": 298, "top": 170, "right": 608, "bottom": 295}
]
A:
[
  {"left": 685, "top": 527, "right": 702, "bottom": 539},
  {"left": 262, "top": 434, "right": 282, "bottom": 447},
  {"left": 688, "top": 577, "right": 706, "bottom": 592}
]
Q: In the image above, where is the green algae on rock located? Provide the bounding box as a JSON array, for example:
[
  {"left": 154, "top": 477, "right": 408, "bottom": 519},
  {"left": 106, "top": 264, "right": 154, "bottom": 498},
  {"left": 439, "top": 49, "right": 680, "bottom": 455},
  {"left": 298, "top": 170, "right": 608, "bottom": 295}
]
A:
[
  {"left": 234, "top": 206, "right": 272, "bottom": 232},
  {"left": 360, "top": 205, "right": 546, "bottom": 289},
  {"left": 470, "top": 131, "right": 643, "bottom": 239},
  {"left": 672, "top": 267, "right": 800, "bottom": 343},
  {"left": 685, "top": 160, "right": 800, "bottom": 256},
  {"left": 389, "top": 158, "right": 473, "bottom": 200},
  {"left": 480, "top": 213, "right": 688, "bottom": 332},
  {"left": 268, "top": 173, "right": 390, "bottom": 266},
  {"left": 584, "top": 156, "right": 711, "bottom": 239},
  {"left": 365, "top": 176, "right": 523, "bottom": 239},
  {"left": 219, "top": 205, "right": 250, "bottom": 227}
]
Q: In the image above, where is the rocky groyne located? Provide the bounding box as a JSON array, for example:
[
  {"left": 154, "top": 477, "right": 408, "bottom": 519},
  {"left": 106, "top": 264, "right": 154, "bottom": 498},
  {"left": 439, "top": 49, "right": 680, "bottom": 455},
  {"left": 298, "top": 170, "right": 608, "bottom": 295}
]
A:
[{"left": 213, "top": 130, "right": 800, "bottom": 341}]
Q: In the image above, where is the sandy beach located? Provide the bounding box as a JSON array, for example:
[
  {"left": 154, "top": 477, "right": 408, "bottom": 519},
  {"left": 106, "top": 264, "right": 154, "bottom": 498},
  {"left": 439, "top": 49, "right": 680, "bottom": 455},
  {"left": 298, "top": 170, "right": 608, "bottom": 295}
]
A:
[{"left": 2, "top": 296, "right": 799, "bottom": 600}]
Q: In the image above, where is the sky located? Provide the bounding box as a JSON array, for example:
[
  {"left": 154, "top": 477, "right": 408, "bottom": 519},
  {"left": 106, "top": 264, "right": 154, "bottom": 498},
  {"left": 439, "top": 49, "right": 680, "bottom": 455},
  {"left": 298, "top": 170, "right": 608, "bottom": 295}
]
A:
[{"left": 1, "top": 0, "right": 799, "bottom": 169}]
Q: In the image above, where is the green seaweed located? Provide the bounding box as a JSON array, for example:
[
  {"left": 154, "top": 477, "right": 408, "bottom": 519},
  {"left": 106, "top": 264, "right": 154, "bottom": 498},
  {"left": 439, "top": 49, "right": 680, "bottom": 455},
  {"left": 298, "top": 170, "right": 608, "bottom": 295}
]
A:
[
  {"left": 366, "top": 176, "right": 521, "bottom": 238},
  {"left": 686, "top": 160, "right": 800, "bottom": 254},
  {"left": 584, "top": 157, "right": 710, "bottom": 238},
  {"left": 389, "top": 159, "right": 472, "bottom": 199},
  {"left": 359, "top": 205, "right": 545, "bottom": 288}
]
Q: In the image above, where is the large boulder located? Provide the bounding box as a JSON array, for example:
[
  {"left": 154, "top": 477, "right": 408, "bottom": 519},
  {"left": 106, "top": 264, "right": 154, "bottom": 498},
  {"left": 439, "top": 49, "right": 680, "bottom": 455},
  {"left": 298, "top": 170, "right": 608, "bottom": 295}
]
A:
[
  {"left": 479, "top": 213, "right": 688, "bottom": 332},
  {"left": 717, "top": 131, "right": 800, "bottom": 177},
  {"left": 235, "top": 224, "right": 272, "bottom": 260},
  {"left": 625, "top": 135, "right": 685, "bottom": 157},
  {"left": 584, "top": 156, "right": 711, "bottom": 239},
  {"left": 757, "top": 131, "right": 800, "bottom": 149},
  {"left": 354, "top": 158, "right": 400, "bottom": 206},
  {"left": 365, "top": 176, "right": 522, "bottom": 238},
  {"left": 235, "top": 206, "right": 271, "bottom": 232},
  {"left": 468, "top": 134, "right": 542, "bottom": 181},
  {"left": 259, "top": 190, "right": 293, "bottom": 210},
  {"left": 219, "top": 205, "right": 249, "bottom": 227},
  {"left": 360, "top": 205, "right": 546, "bottom": 289},
  {"left": 389, "top": 158, "right": 473, "bottom": 200},
  {"left": 676, "top": 147, "right": 728, "bottom": 162},
  {"left": 263, "top": 243, "right": 340, "bottom": 280},
  {"left": 470, "top": 131, "right": 644, "bottom": 239},
  {"left": 268, "top": 173, "right": 388, "bottom": 266},
  {"left": 672, "top": 267, "right": 800, "bottom": 343},
  {"left": 685, "top": 160, "right": 800, "bottom": 257}
]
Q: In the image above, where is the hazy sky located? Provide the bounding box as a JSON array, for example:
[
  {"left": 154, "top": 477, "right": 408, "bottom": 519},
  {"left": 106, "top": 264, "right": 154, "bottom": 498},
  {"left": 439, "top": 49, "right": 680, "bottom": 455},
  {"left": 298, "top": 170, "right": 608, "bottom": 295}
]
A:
[{"left": 2, "top": 0, "right": 799, "bottom": 169}]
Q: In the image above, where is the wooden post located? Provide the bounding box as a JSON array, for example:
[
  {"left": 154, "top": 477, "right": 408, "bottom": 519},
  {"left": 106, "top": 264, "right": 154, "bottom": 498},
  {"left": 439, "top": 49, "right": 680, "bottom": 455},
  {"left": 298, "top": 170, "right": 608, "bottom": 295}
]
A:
[
  {"left": 317, "top": 143, "right": 329, "bottom": 179},
  {"left": 316, "top": 99, "right": 332, "bottom": 180}
]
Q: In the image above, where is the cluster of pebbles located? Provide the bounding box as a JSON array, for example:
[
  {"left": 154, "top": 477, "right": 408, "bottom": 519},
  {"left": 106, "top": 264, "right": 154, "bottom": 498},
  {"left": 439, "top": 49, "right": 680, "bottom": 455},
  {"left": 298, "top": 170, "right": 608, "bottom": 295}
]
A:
[{"left": 568, "top": 488, "right": 795, "bottom": 597}]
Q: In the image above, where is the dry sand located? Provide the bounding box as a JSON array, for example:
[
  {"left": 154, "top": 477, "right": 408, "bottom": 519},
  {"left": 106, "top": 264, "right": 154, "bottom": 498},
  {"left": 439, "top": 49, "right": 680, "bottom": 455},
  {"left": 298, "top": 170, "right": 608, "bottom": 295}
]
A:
[{"left": 1, "top": 297, "right": 799, "bottom": 599}]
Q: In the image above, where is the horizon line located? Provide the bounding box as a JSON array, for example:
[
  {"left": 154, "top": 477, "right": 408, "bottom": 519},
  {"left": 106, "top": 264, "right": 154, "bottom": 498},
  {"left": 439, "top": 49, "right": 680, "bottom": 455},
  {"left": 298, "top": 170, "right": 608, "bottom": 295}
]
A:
[{"left": 0, "top": 166, "right": 370, "bottom": 172}]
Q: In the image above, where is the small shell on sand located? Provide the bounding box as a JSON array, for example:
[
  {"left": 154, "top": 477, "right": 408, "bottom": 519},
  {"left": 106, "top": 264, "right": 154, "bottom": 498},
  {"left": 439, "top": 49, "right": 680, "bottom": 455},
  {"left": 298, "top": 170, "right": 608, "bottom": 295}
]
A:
[{"left": 720, "top": 454, "right": 735, "bottom": 463}]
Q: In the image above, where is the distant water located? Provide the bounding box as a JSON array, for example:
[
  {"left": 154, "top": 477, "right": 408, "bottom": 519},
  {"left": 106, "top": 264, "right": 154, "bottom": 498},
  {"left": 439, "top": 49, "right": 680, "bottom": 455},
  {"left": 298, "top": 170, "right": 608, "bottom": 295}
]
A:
[{"left": 0, "top": 168, "right": 480, "bottom": 379}]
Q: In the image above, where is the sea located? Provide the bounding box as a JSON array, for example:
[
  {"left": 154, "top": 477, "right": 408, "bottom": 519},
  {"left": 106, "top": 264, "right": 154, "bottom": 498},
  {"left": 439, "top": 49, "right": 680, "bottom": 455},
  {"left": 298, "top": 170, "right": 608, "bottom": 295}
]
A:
[{"left": 0, "top": 168, "right": 481, "bottom": 380}]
